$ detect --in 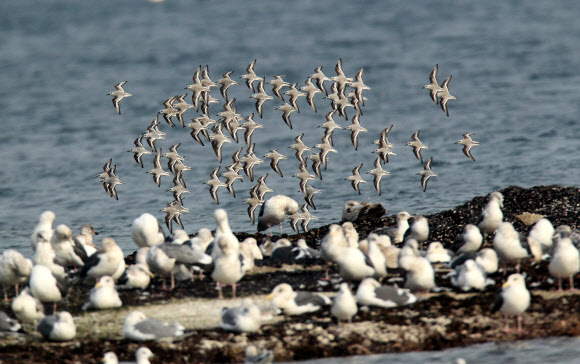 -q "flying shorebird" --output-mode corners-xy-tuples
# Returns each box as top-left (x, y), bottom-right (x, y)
(284, 83), (306, 113)
(185, 119), (208, 146)
(240, 59), (263, 92)
(96, 158), (112, 180)
(275, 103), (296, 129)
(423, 64), (444, 104)
(221, 165), (244, 198)
(349, 67), (371, 106)
(107, 81), (132, 114)
(143, 116), (166, 152)
(307, 153), (323, 179)
(147, 148), (170, 187)
(374, 128), (396, 163)
(218, 71), (238, 101)
(367, 157), (390, 196)
(310, 66), (332, 96)
(456, 133), (480, 161)
(210, 124), (232, 163)
(244, 190), (264, 225)
(438, 75), (456, 117)
(204, 166), (227, 205)
(168, 177), (190, 205)
(289, 133), (311, 166)
(185, 66), (210, 111)
(299, 204), (318, 232)
(294, 164), (316, 194)
(302, 184), (322, 210)
(315, 135), (338, 170)
(406, 130), (429, 164)
(102, 164), (123, 200)
(251, 78), (273, 118)
(173, 93), (194, 127)
(164, 143), (184, 173)
(346, 163), (366, 195)
(344, 112), (368, 151)
(264, 150), (287, 177)
(241, 114), (264, 146)
(318, 110), (342, 145)
(417, 157), (437, 192)
(301, 77), (322, 112)
(250, 174), (274, 201)
(127, 136), (151, 168)
(268, 75), (290, 101)
(161, 200), (189, 234)
(332, 58), (353, 92)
